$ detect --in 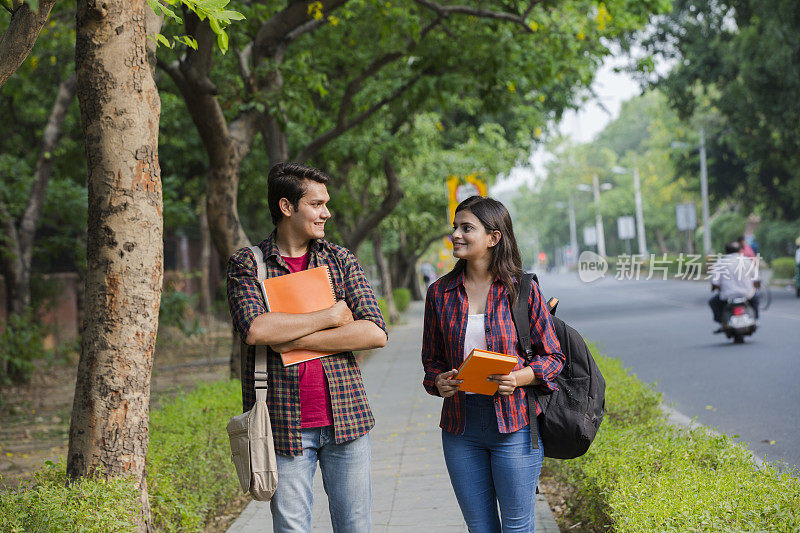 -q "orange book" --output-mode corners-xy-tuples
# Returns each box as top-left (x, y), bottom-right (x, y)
(456, 349), (518, 395)
(260, 266), (338, 367)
